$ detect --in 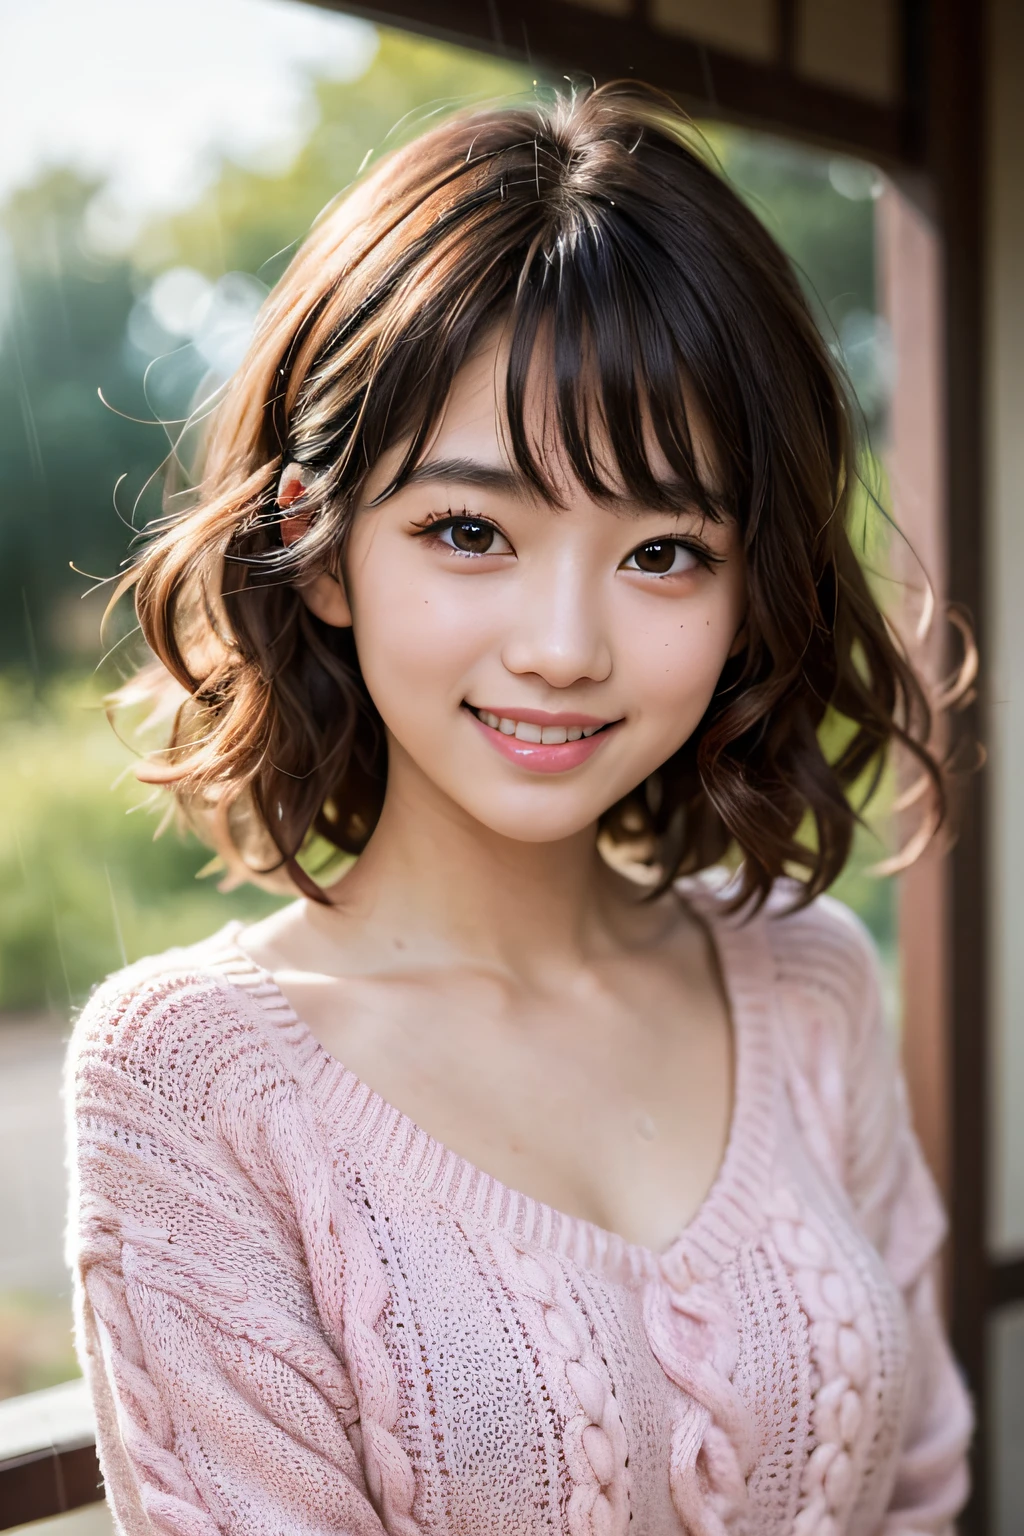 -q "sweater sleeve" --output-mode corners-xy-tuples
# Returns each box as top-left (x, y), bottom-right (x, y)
(63, 965), (391, 1536)
(833, 905), (974, 1536)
